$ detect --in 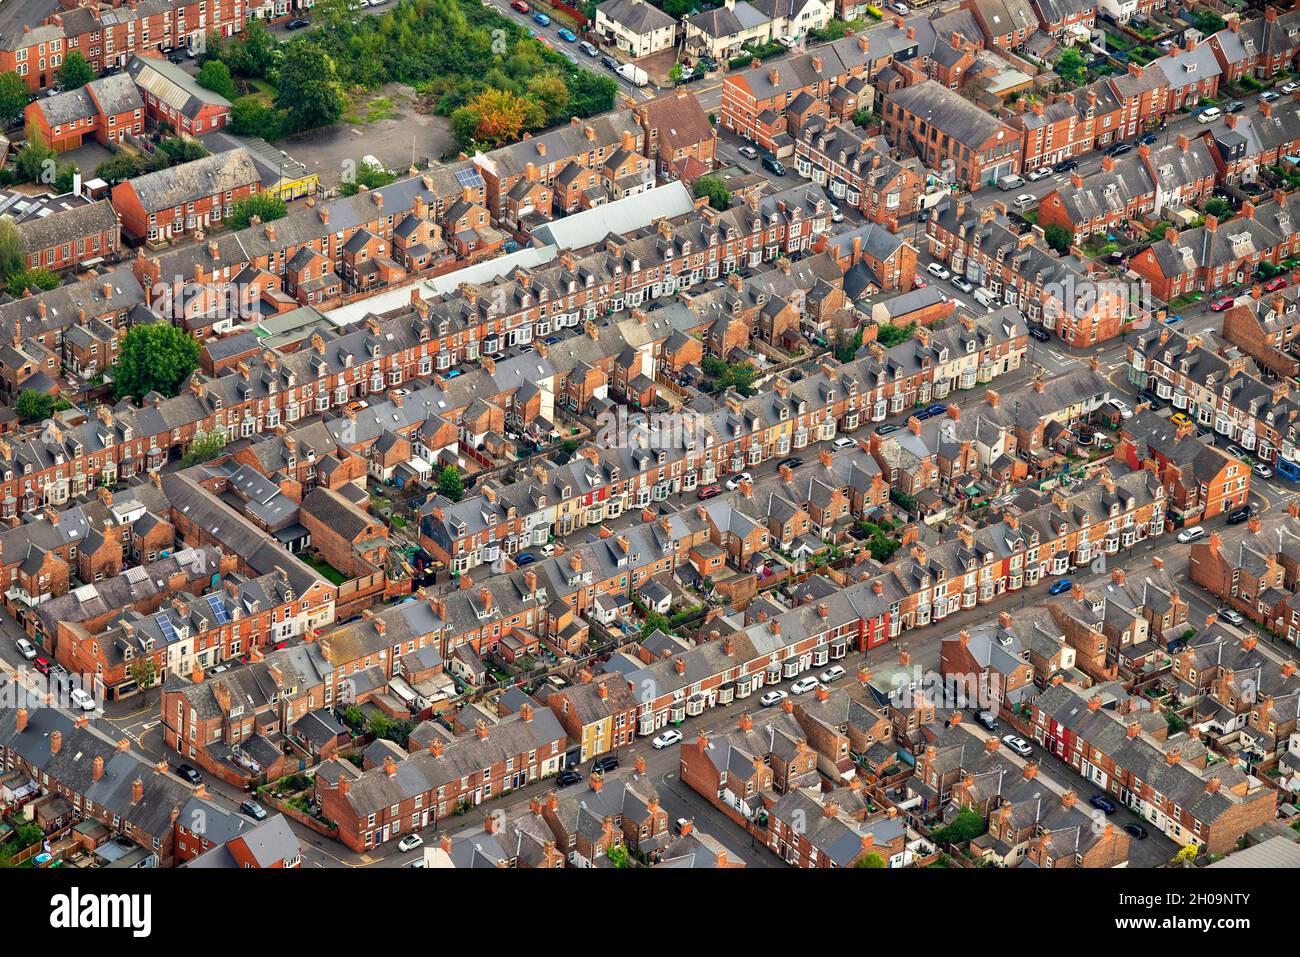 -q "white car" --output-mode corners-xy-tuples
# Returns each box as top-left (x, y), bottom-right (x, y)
(926, 262), (951, 281)
(540, 543), (556, 557)
(831, 206), (844, 223)
(1197, 106), (1222, 124)
(819, 665), (846, 683)
(1282, 81), (1299, 94)
(69, 687), (96, 712)
(1002, 734), (1033, 757)
(14, 638), (36, 660)
(790, 676), (820, 695)
(397, 834), (424, 853)
(1013, 193), (1036, 210)
(1253, 462), (1274, 479)
(652, 729), (683, 749)
(775, 34), (797, 48)
(724, 471), (752, 490)
(1108, 398), (1133, 420)
(1177, 525), (1206, 544)
(889, 1), (909, 11)
(760, 689), (788, 707)
(1217, 608), (1245, 626)
(832, 437), (856, 450)
(738, 145), (759, 160)
(1026, 167), (1053, 182)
